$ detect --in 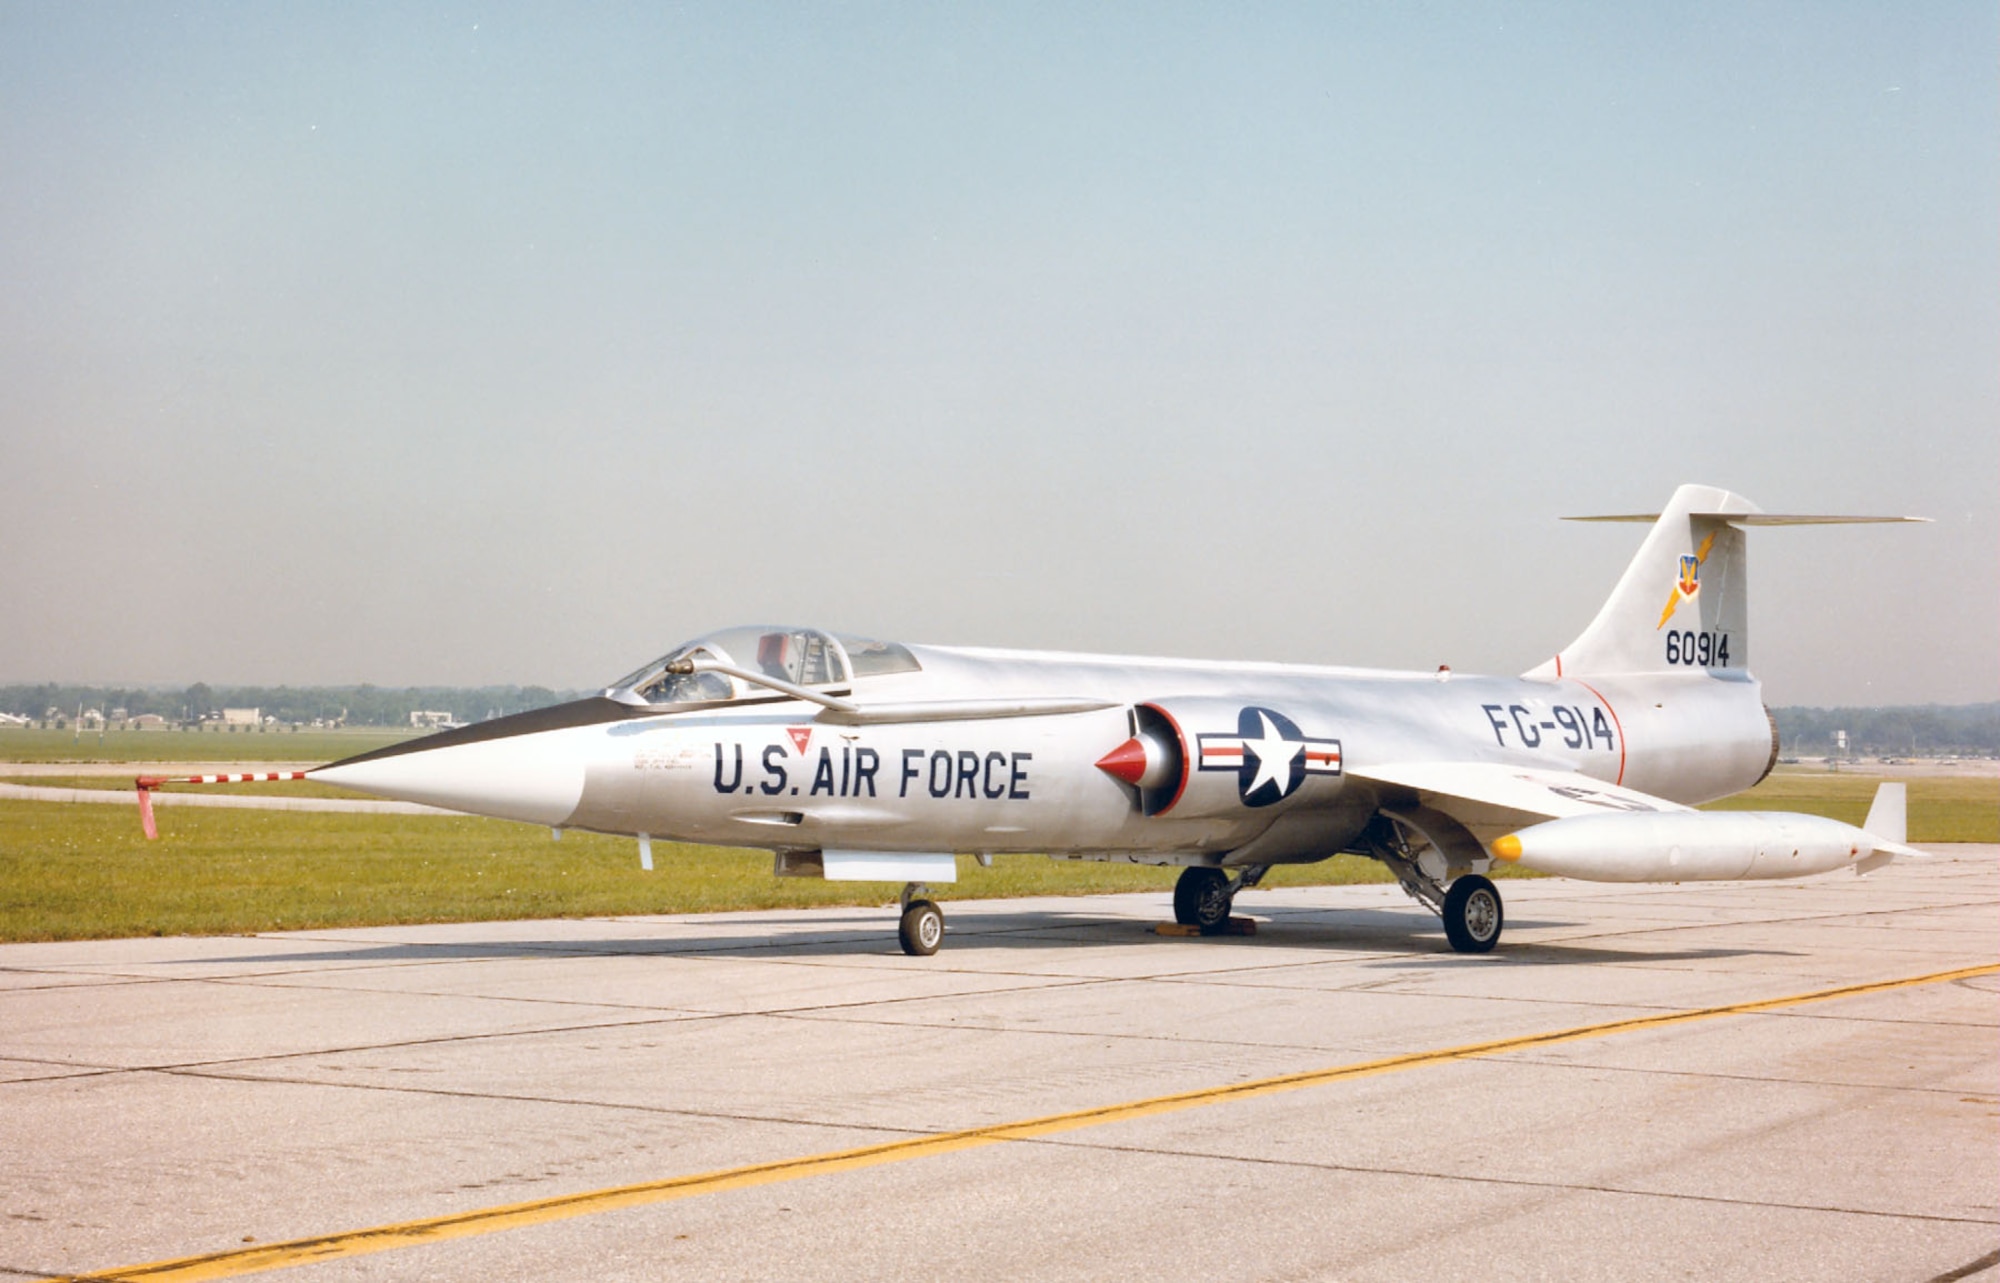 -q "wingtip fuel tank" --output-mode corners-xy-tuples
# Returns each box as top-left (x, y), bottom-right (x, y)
(1489, 802), (1919, 883)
